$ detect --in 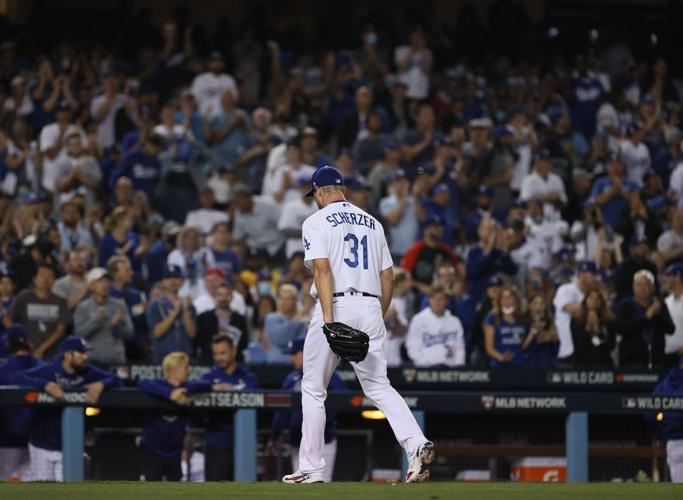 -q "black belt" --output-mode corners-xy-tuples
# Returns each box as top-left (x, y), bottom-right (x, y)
(333, 291), (378, 298)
